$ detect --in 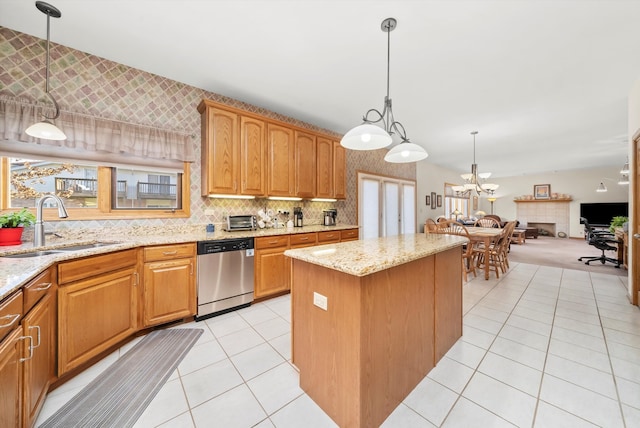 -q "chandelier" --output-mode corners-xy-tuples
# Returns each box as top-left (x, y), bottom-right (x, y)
(452, 131), (499, 196)
(340, 18), (428, 163)
(25, 1), (66, 141)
